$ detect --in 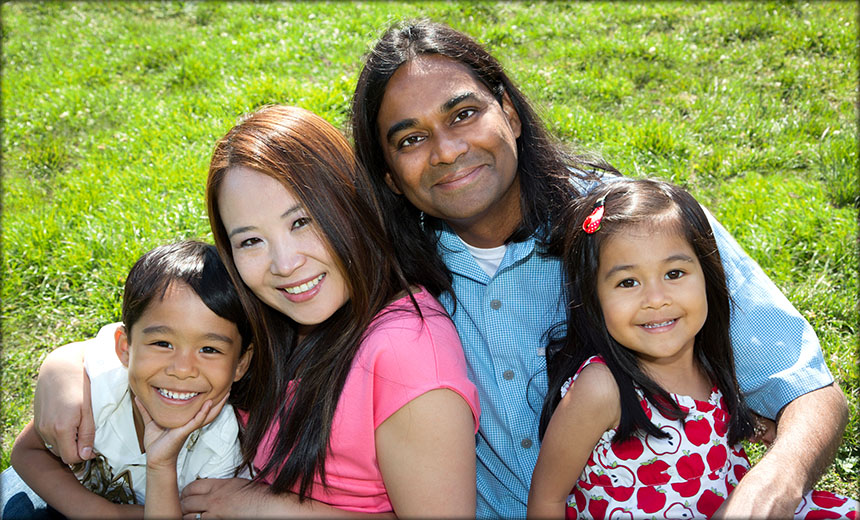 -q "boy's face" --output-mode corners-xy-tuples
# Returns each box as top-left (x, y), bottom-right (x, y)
(115, 282), (251, 429)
